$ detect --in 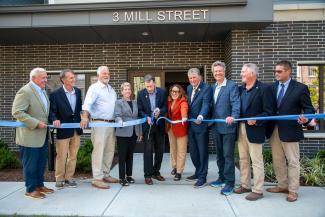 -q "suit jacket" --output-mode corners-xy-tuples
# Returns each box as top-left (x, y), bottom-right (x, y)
(12, 82), (49, 148)
(211, 79), (240, 134)
(137, 87), (167, 132)
(187, 82), (212, 132)
(114, 99), (142, 137)
(238, 80), (273, 143)
(49, 86), (83, 140)
(266, 79), (315, 142)
(167, 96), (188, 137)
